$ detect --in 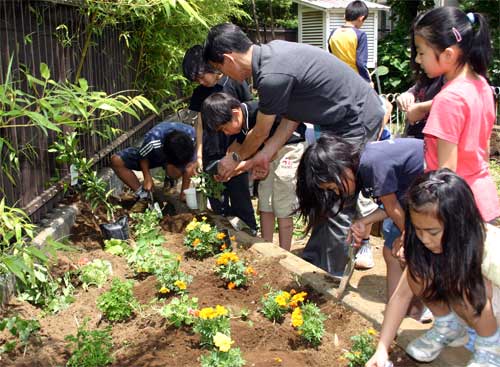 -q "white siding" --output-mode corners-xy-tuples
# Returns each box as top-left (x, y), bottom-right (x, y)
(326, 10), (378, 68)
(299, 7), (325, 49)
